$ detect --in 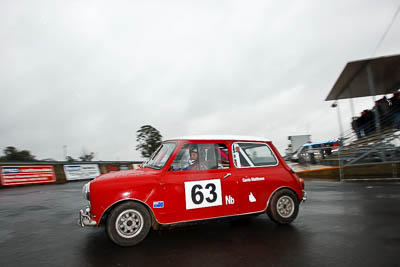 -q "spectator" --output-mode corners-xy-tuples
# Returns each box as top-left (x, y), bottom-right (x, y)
(390, 92), (400, 128)
(352, 117), (362, 138)
(376, 97), (391, 128)
(365, 108), (376, 135)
